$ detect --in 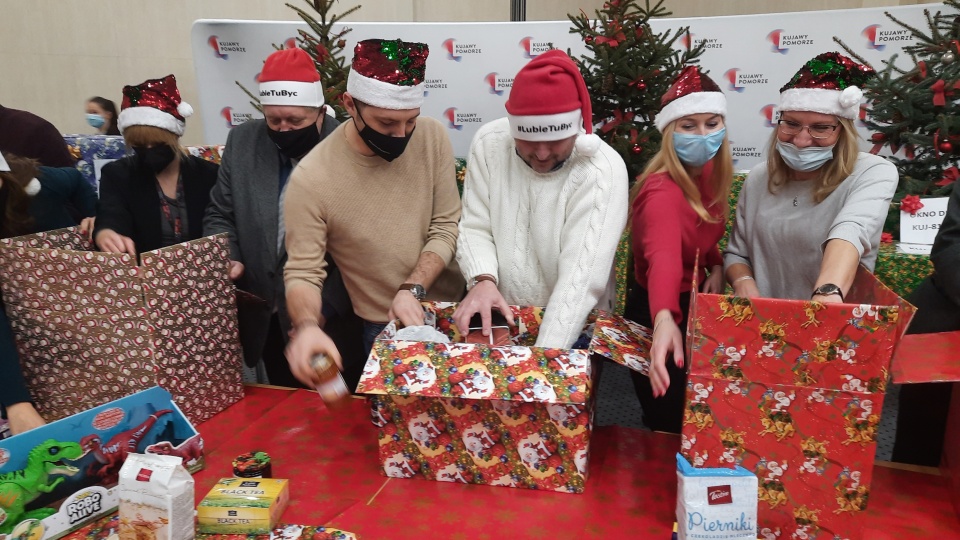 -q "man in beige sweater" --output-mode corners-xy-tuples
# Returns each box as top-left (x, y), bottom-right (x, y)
(284, 39), (463, 390)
